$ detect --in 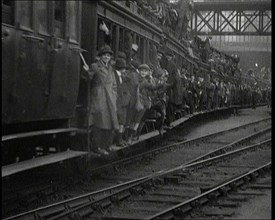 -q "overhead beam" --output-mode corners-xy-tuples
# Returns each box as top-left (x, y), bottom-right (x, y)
(192, 1), (271, 36)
